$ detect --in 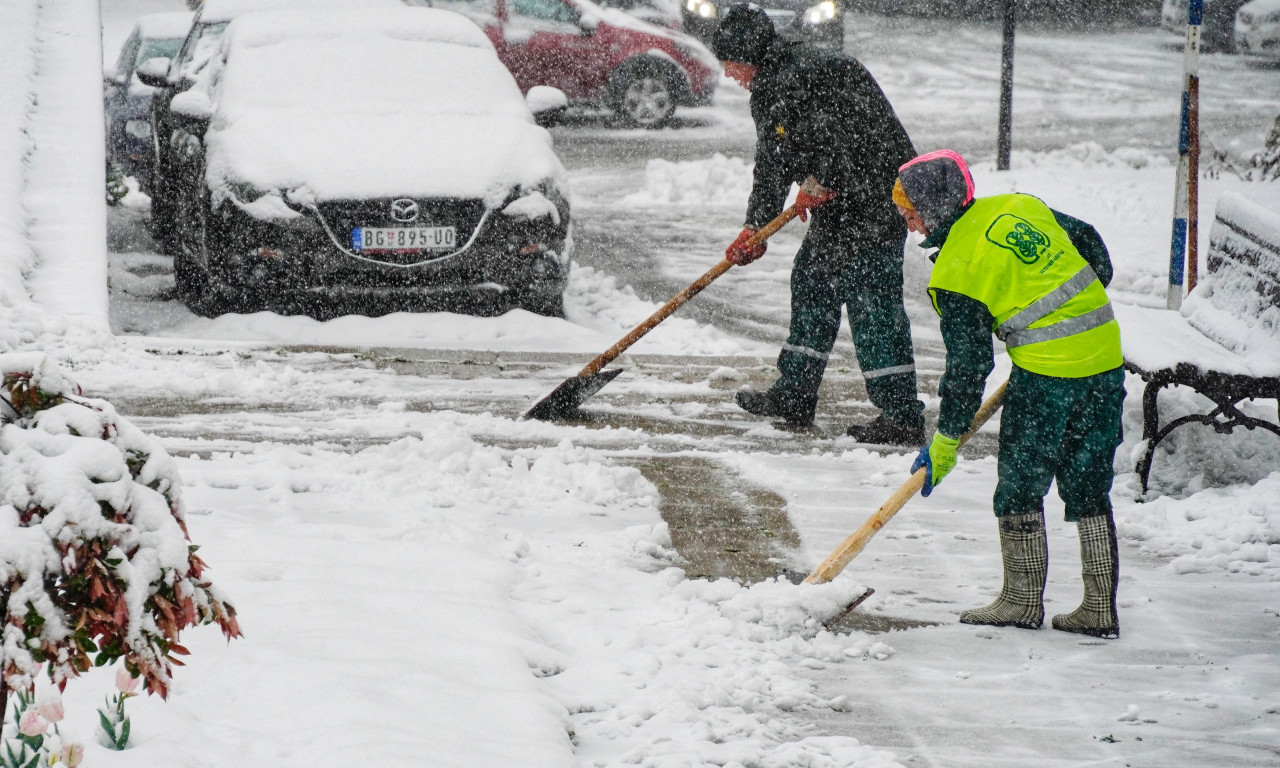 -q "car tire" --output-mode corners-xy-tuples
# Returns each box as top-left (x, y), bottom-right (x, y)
(147, 165), (180, 256)
(609, 62), (679, 129)
(173, 188), (232, 317)
(517, 287), (565, 318)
